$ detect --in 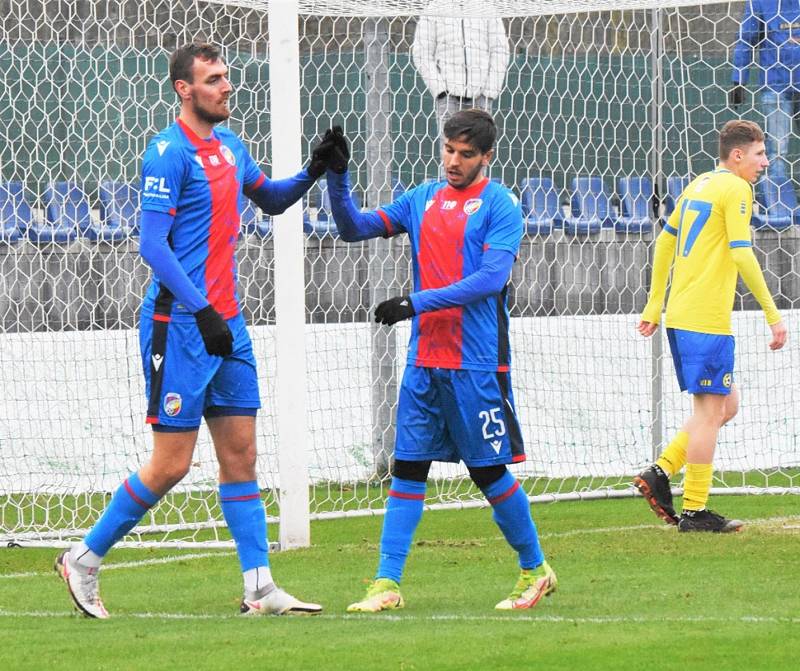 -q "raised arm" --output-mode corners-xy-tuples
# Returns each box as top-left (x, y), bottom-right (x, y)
(242, 130), (338, 215)
(326, 170), (391, 242)
(244, 170), (316, 215)
(323, 127), (392, 241)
